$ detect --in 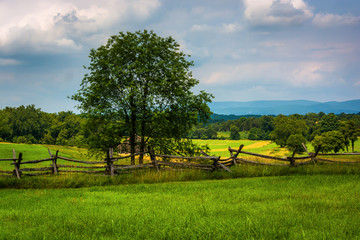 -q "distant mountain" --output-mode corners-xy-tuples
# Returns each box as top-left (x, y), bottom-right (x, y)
(209, 100), (360, 115)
